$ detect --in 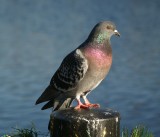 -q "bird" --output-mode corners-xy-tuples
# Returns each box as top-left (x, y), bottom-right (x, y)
(35, 21), (120, 111)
